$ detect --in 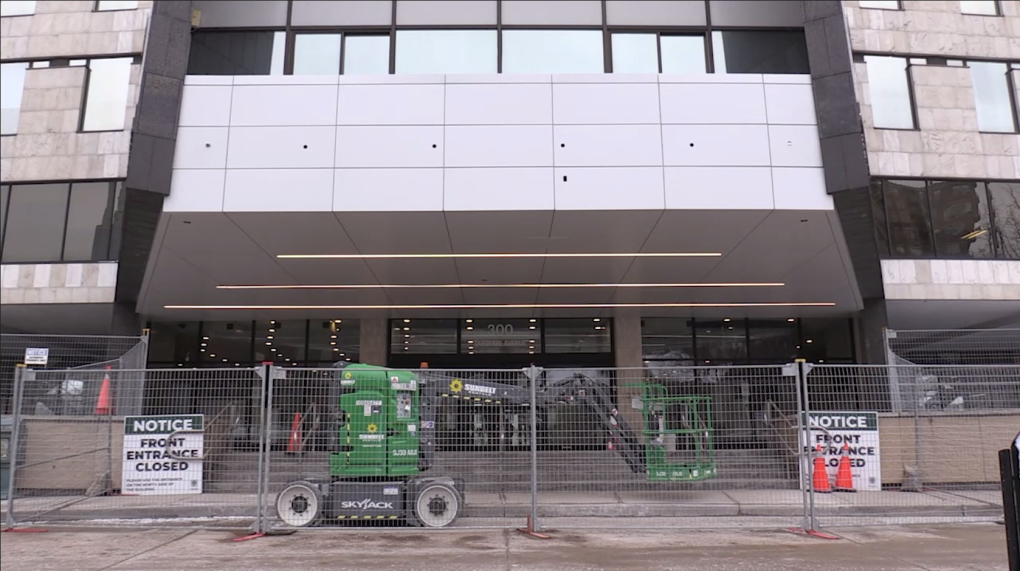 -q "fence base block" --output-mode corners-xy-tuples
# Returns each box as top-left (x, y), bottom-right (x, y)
(516, 516), (551, 540)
